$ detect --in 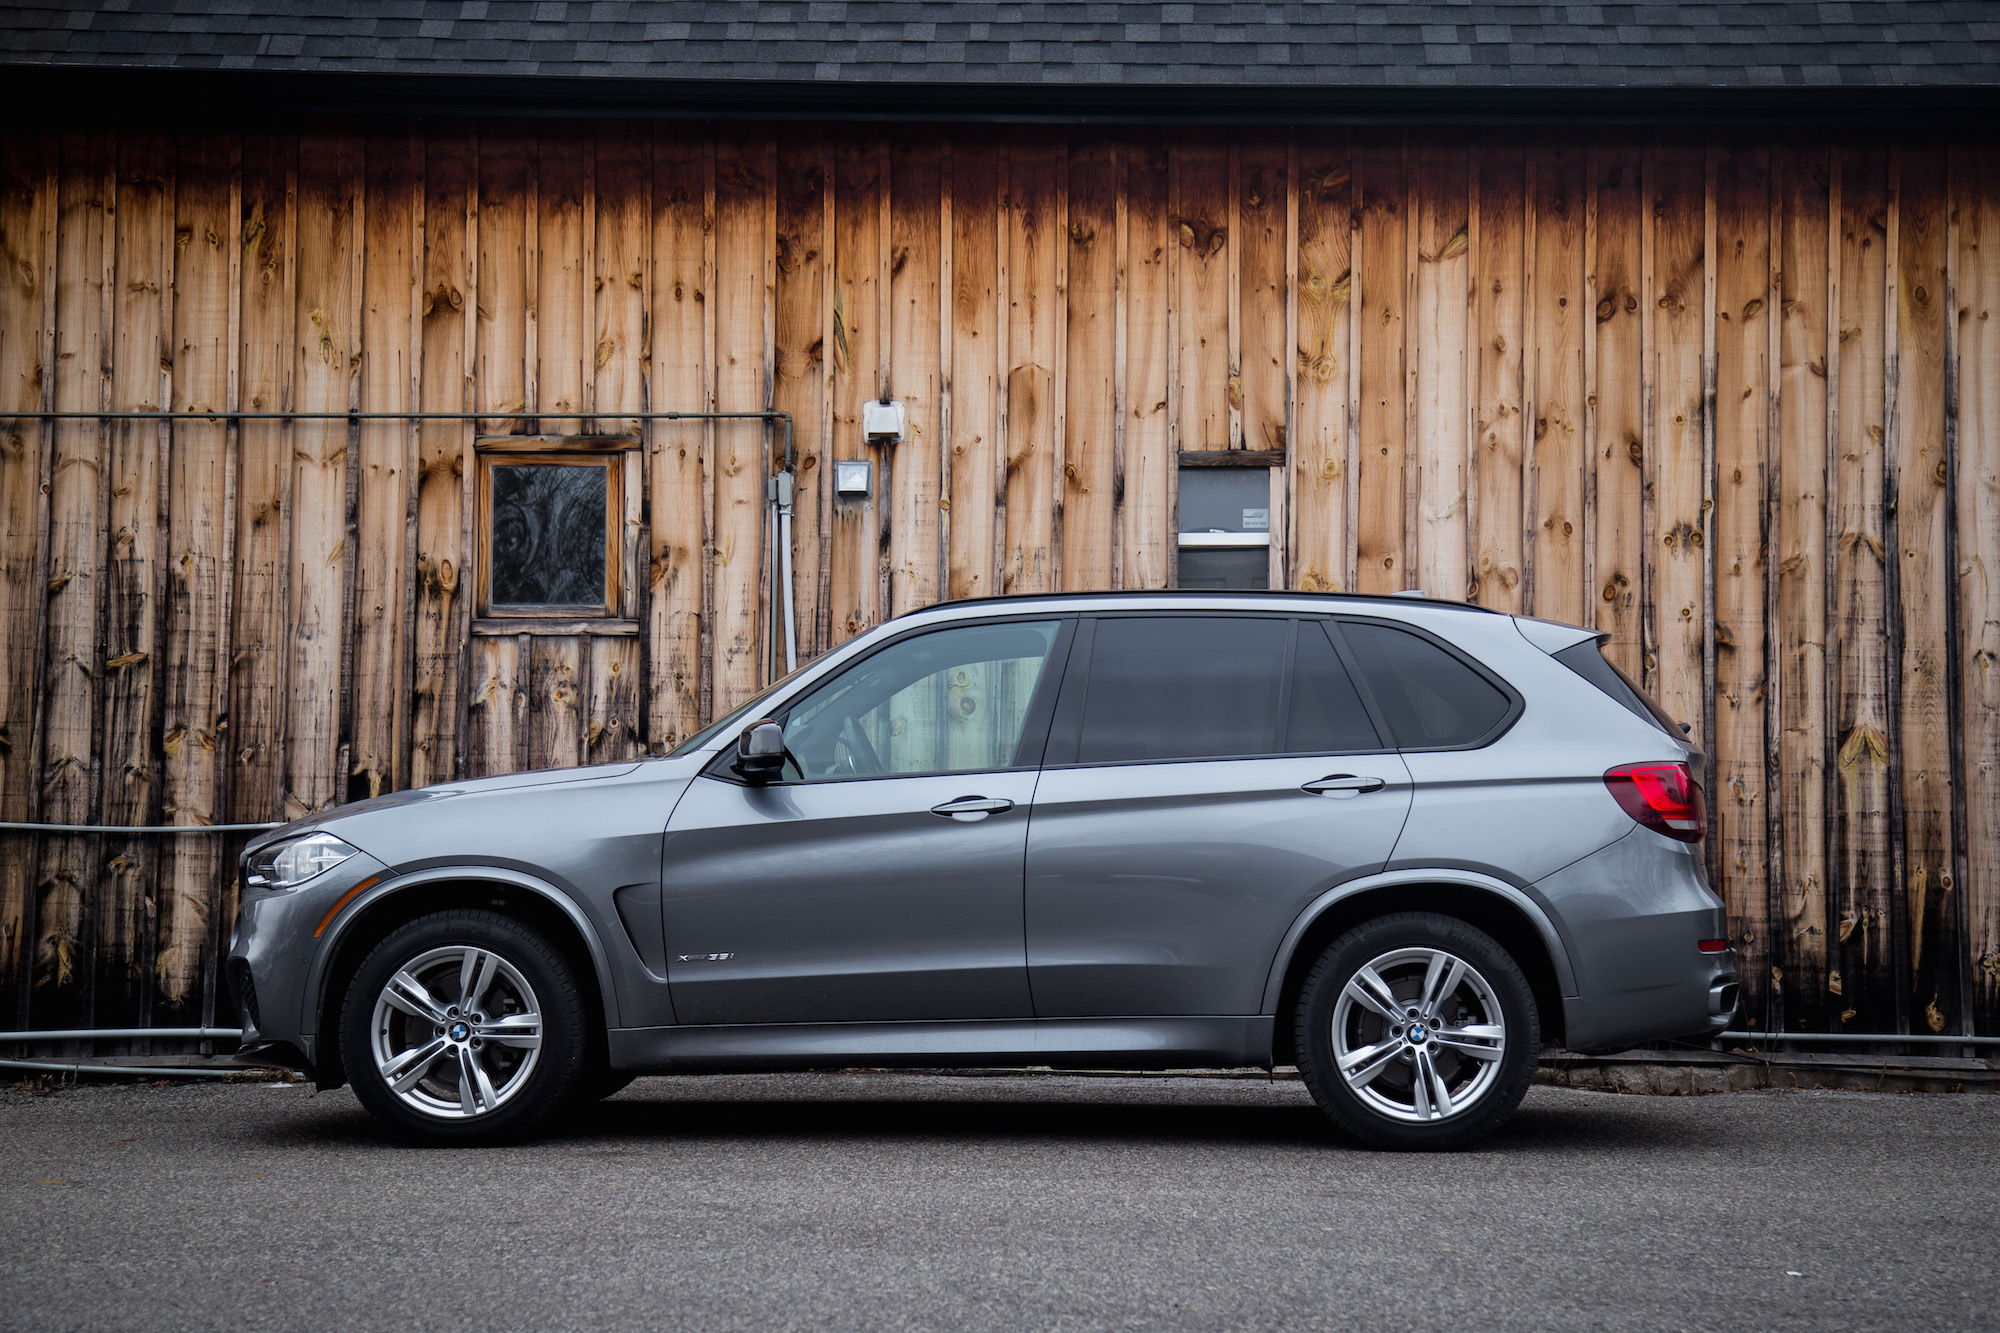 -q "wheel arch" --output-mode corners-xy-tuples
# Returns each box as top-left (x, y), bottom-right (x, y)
(1262, 871), (1576, 1067)
(306, 867), (618, 1091)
